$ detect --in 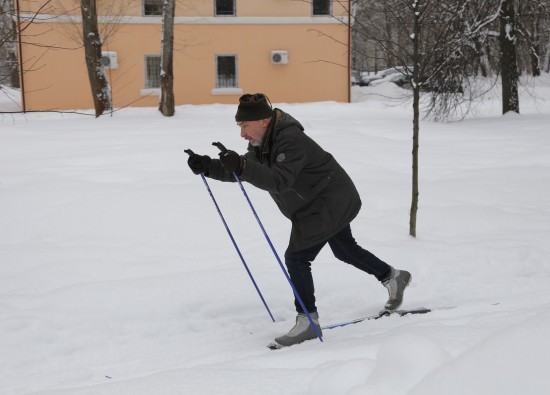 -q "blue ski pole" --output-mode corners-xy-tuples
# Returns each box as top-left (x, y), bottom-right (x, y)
(185, 149), (275, 323)
(213, 142), (322, 343)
